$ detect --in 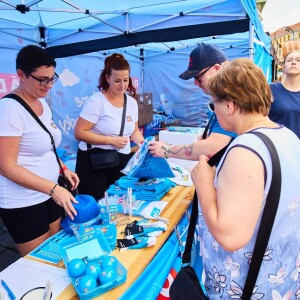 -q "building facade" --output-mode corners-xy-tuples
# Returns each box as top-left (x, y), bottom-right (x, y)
(271, 22), (300, 65)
